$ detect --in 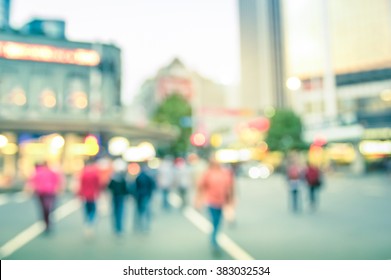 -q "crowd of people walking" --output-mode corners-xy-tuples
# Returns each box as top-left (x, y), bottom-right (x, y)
(25, 151), (324, 254)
